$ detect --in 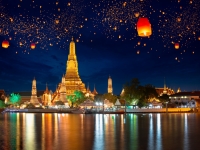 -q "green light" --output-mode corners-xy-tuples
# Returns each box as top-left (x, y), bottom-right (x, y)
(9, 93), (21, 104)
